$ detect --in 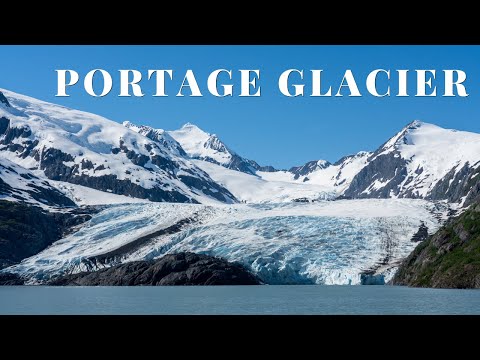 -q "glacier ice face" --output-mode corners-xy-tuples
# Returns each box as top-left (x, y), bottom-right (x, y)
(159, 214), (436, 285)
(5, 199), (446, 285)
